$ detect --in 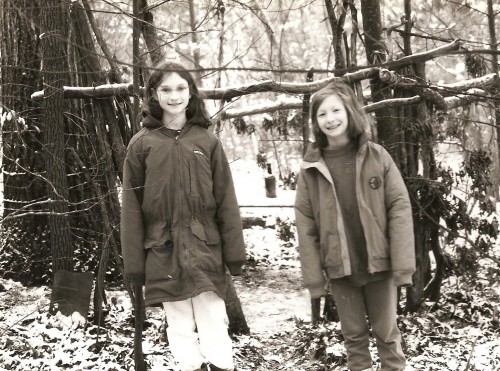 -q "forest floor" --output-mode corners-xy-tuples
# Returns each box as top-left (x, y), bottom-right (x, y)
(1, 161), (500, 370)
(1, 221), (499, 371)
